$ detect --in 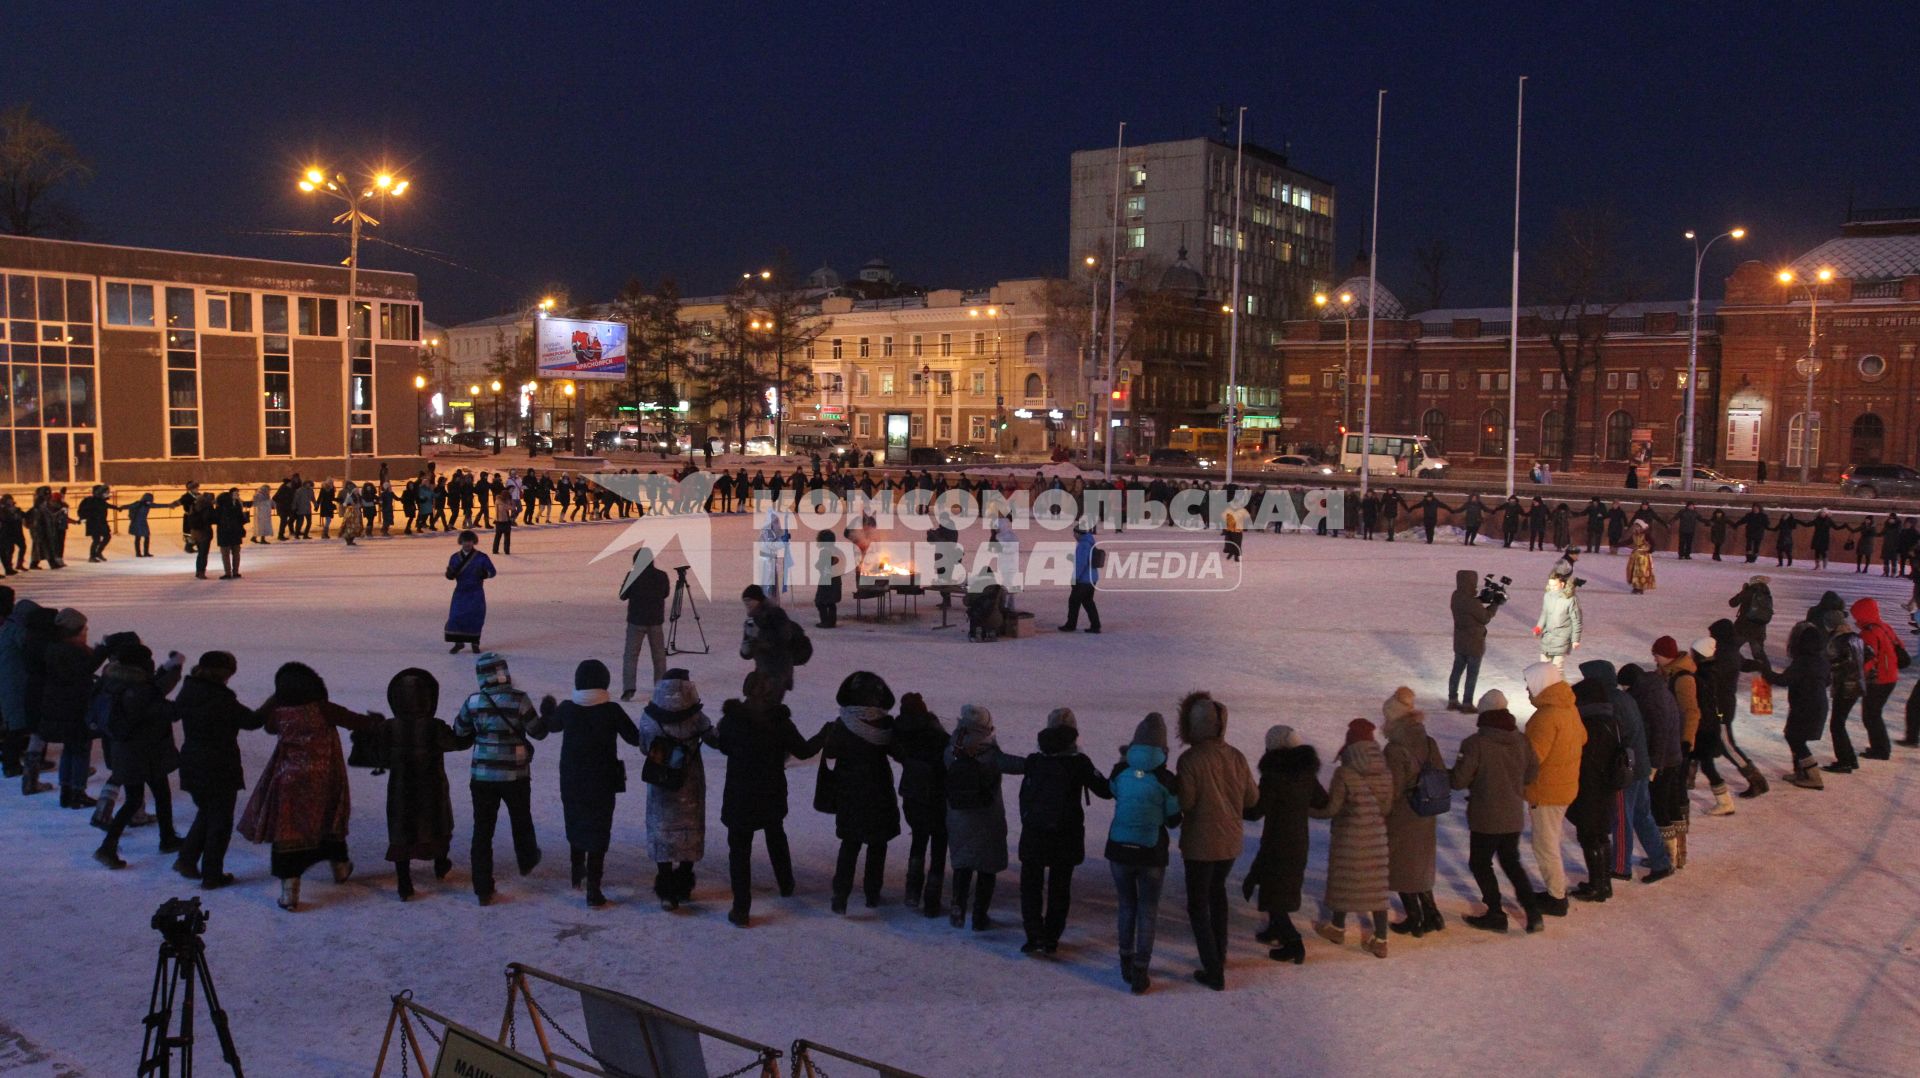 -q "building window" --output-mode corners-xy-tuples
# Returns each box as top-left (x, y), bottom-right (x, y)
(1850, 413), (1886, 463)
(939, 333), (952, 357)
(1540, 371), (1554, 391)
(262, 295), (289, 336)
(1605, 410), (1634, 461)
(857, 371), (870, 396)
(1478, 409), (1506, 457)
(911, 334), (923, 357)
(1322, 372), (1335, 389)
(379, 302), (420, 341)
(350, 356), (374, 453)
(970, 416), (989, 442)
(971, 371), (986, 396)
(1478, 372), (1492, 391)
(1437, 372), (1449, 390)
(1421, 408), (1447, 453)
(1024, 373), (1043, 400)
(1126, 226), (1146, 249)
(910, 414), (924, 439)
(880, 371), (894, 396)
(167, 321), (200, 458)
(1420, 372), (1434, 390)
(104, 282), (156, 327)
(1787, 412), (1821, 470)
(1128, 166), (1147, 187)
(296, 296), (339, 337)
(1125, 194), (1146, 215)
(1540, 410), (1565, 457)
(858, 337), (870, 358)
(264, 335), (292, 456)
(1859, 353), (1888, 382)
(831, 338), (843, 360)
(972, 332), (986, 356)
(856, 413), (872, 437)
(882, 335), (894, 358)
(1606, 372), (1619, 390)
(938, 414), (953, 440)
(1624, 371), (1640, 390)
